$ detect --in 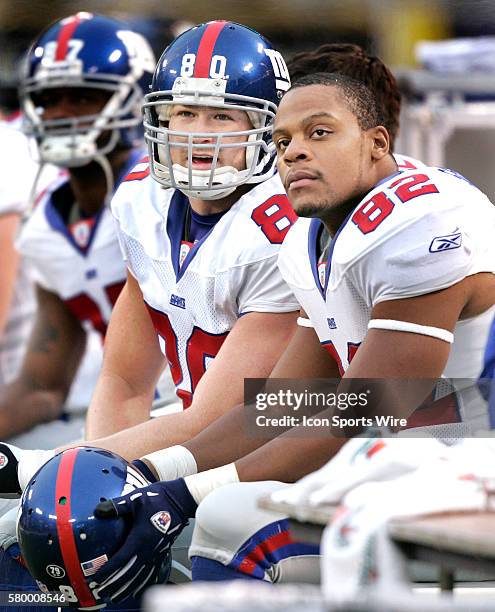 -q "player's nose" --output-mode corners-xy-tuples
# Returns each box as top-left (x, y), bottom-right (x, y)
(281, 137), (311, 165)
(191, 114), (216, 142)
